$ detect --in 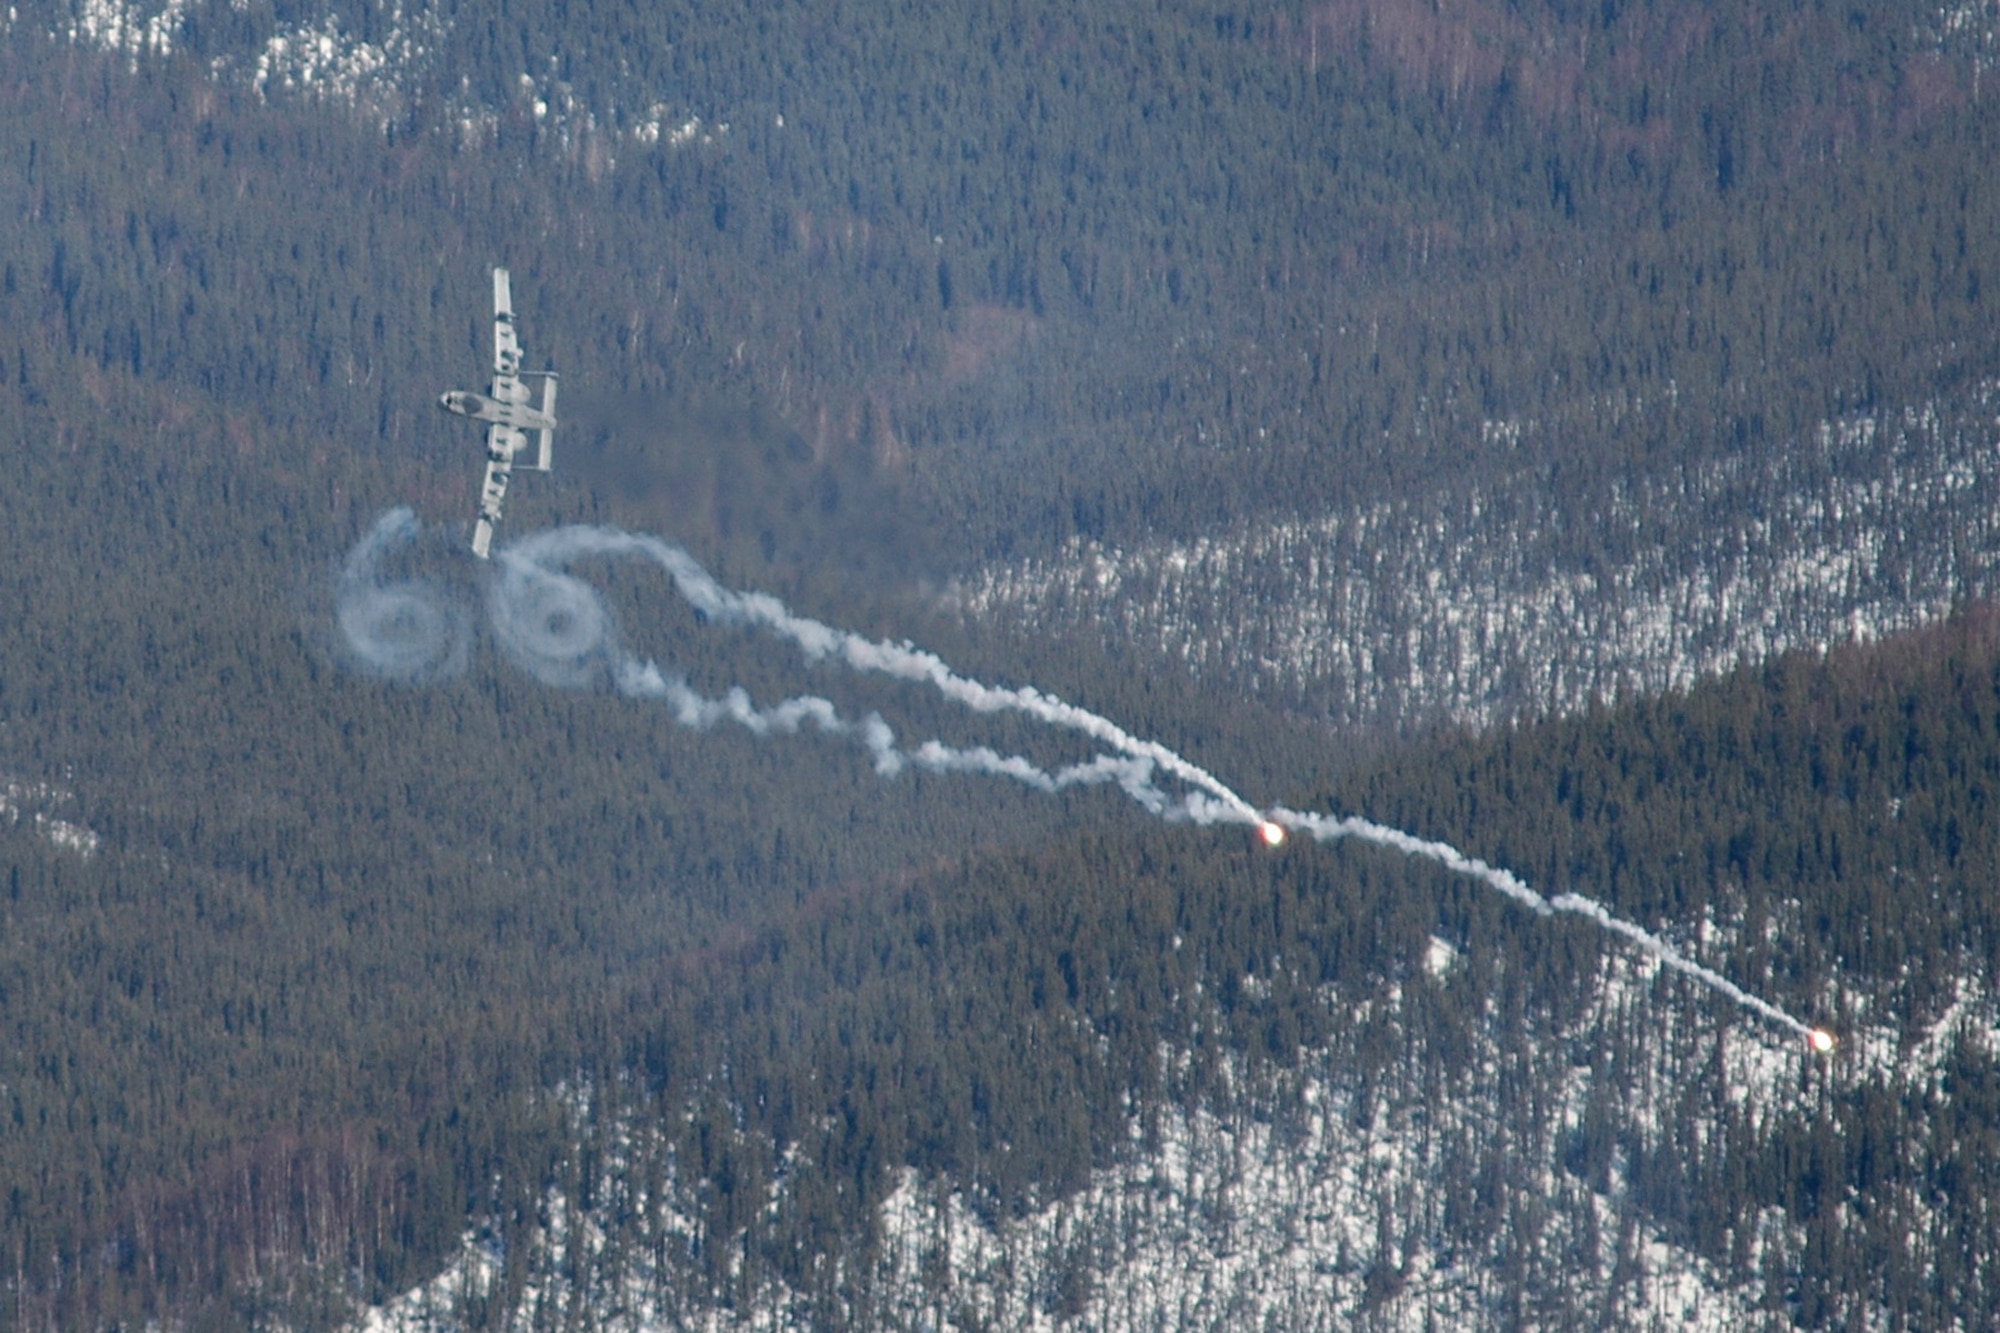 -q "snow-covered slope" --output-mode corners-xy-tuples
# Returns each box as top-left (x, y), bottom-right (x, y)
(352, 935), (1992, 1332)
(958, 390), (2000, 731)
